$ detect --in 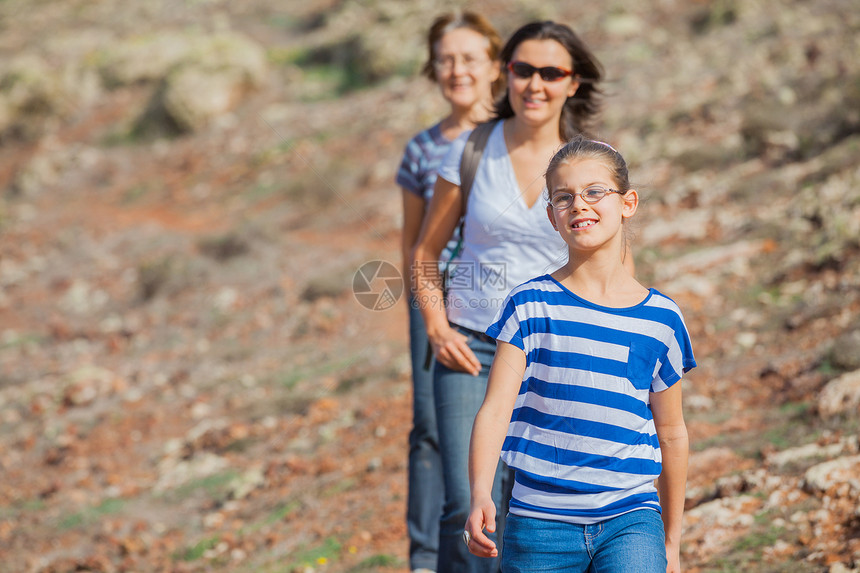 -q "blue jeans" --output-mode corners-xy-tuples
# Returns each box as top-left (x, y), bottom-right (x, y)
(407, 300), (444, 571)
(501, 510), (667, 573)
(435, 324), (510, 573)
